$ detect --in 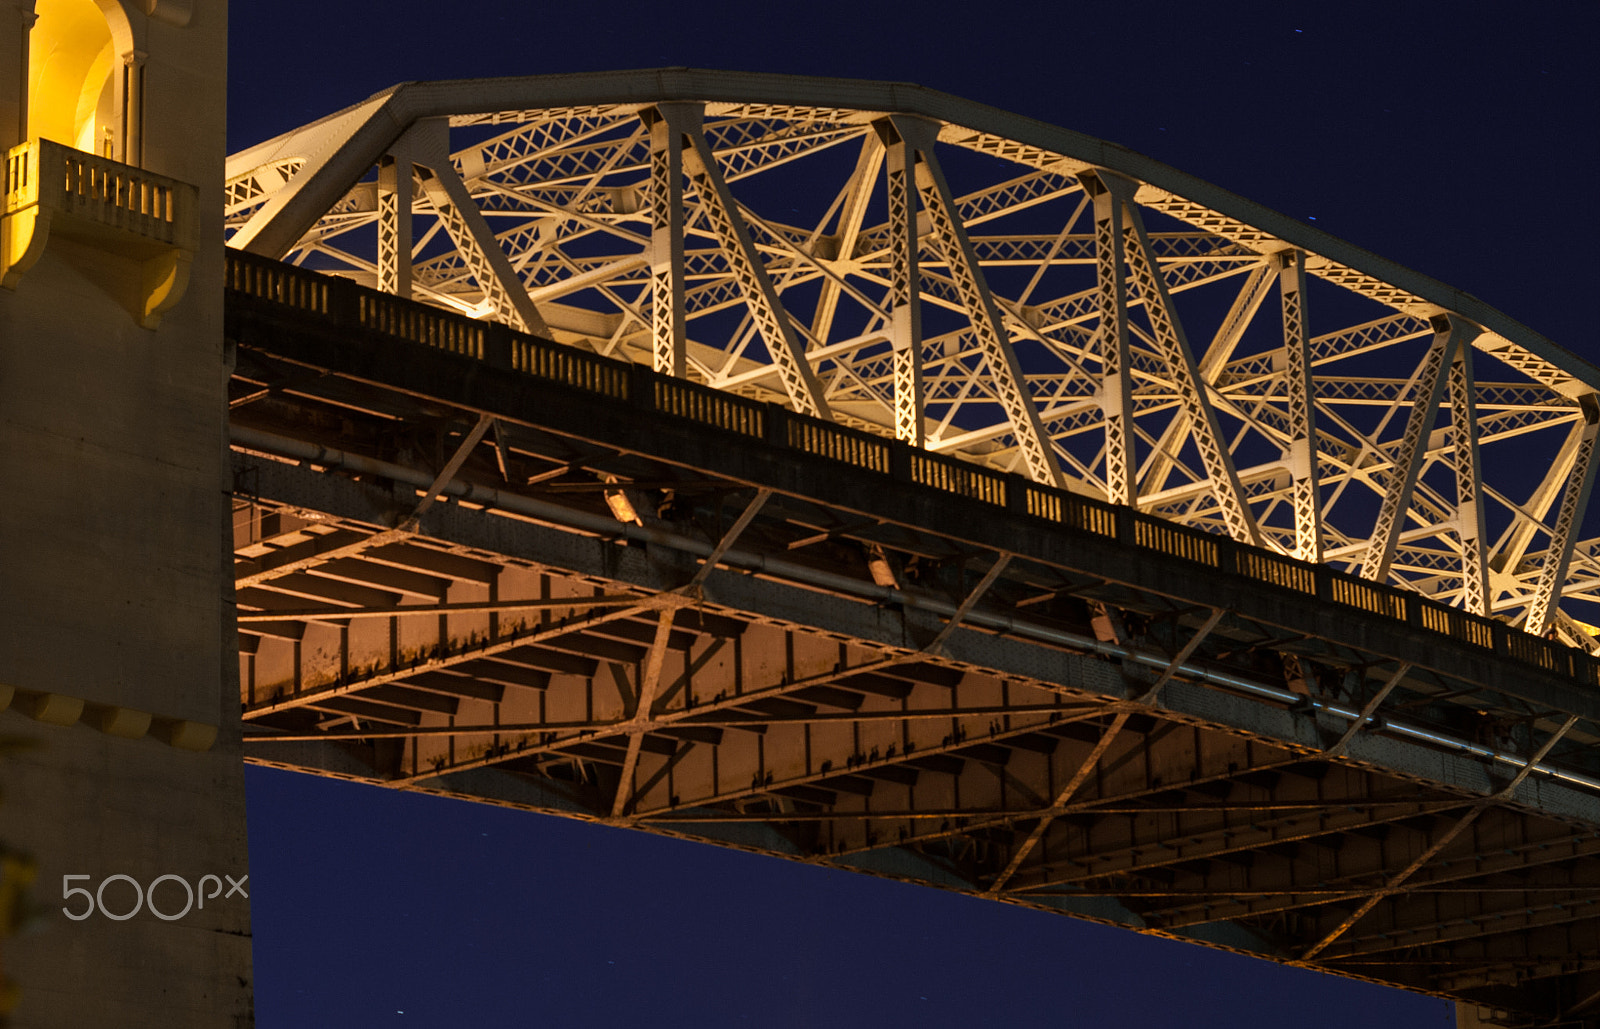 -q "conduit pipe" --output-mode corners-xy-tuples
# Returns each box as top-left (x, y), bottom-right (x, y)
(230, 425), (1600, 797)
